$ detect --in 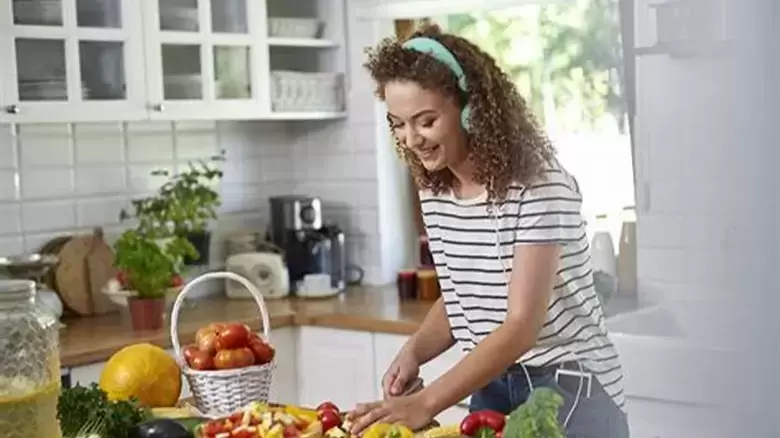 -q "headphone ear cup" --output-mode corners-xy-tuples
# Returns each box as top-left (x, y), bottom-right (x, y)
(461, 104), (471, 131)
